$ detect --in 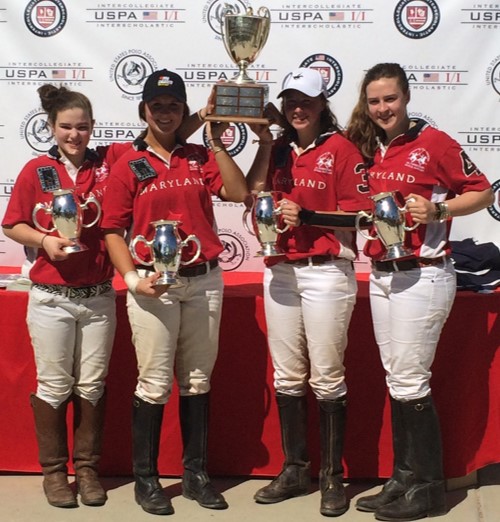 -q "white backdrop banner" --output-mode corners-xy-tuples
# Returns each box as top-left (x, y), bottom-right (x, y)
(0, 0), (499, 273)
